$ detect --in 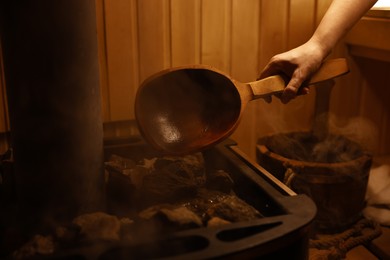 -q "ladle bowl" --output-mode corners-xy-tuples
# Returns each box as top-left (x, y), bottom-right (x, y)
(135, 58), (349, 155)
